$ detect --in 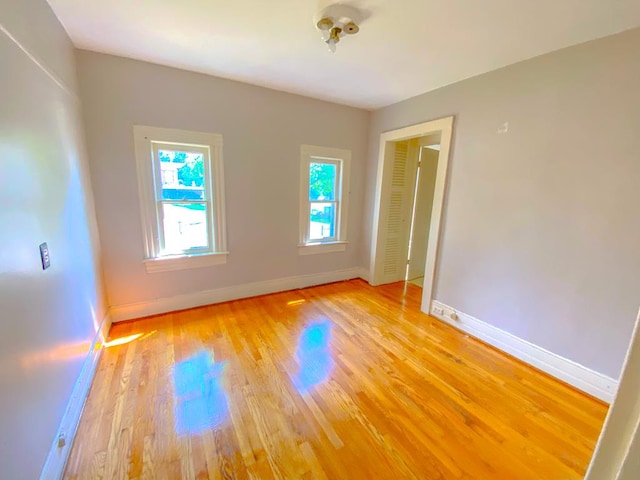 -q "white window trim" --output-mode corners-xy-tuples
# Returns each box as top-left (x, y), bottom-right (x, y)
(143, 252), (228, 273)
(298, 144), (351, 255)
(133, 125), (228, 273)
